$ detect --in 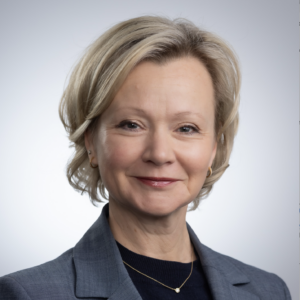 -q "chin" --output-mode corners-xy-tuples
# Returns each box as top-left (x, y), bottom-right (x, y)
(132, 196), (189, 218)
